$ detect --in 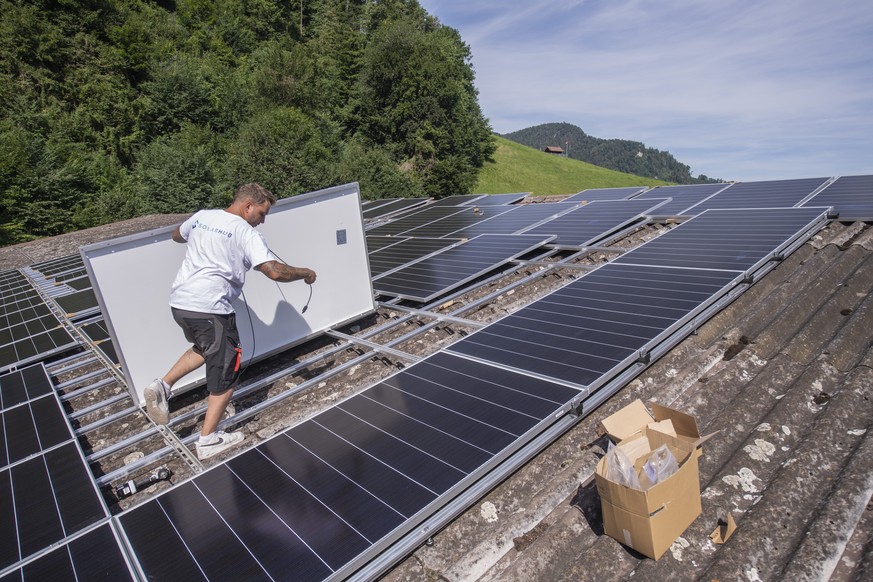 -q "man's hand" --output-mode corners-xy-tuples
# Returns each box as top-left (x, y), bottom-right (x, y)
(257, 260), (317, 284)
